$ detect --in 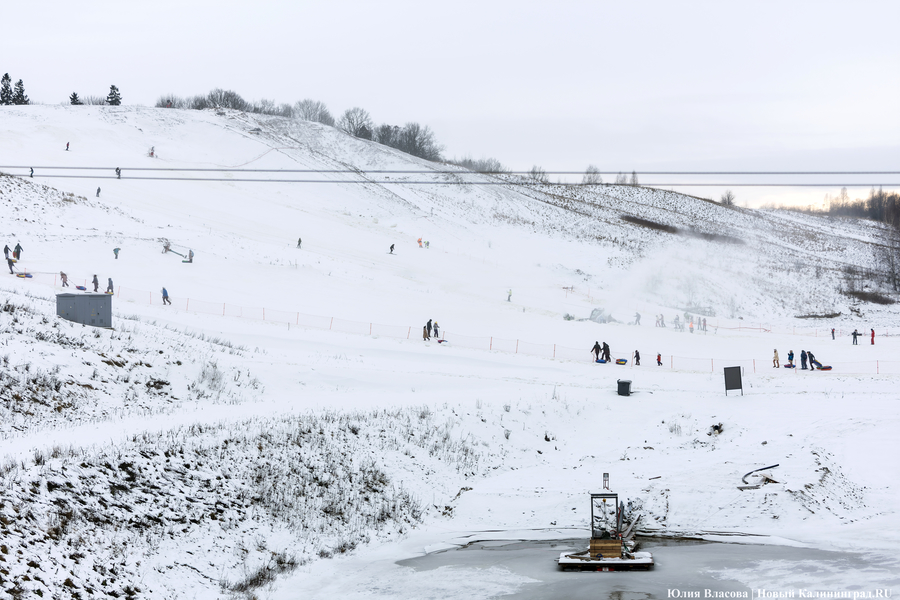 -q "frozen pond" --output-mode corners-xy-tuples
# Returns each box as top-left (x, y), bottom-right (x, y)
(398, 538), (900, 599)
